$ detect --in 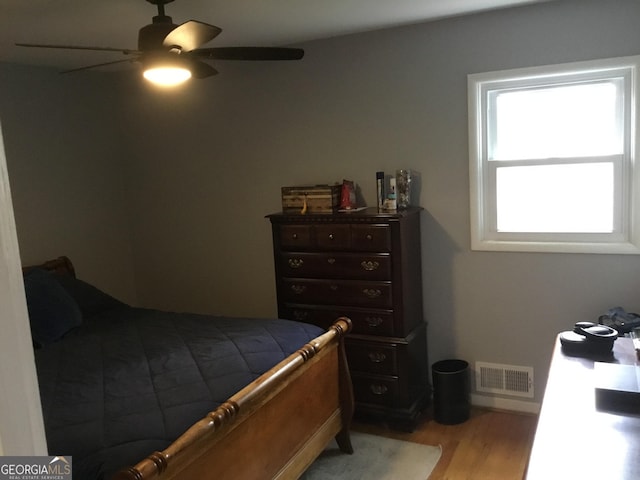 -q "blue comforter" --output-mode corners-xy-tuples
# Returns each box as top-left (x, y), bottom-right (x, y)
(35, 307), (323, 479)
